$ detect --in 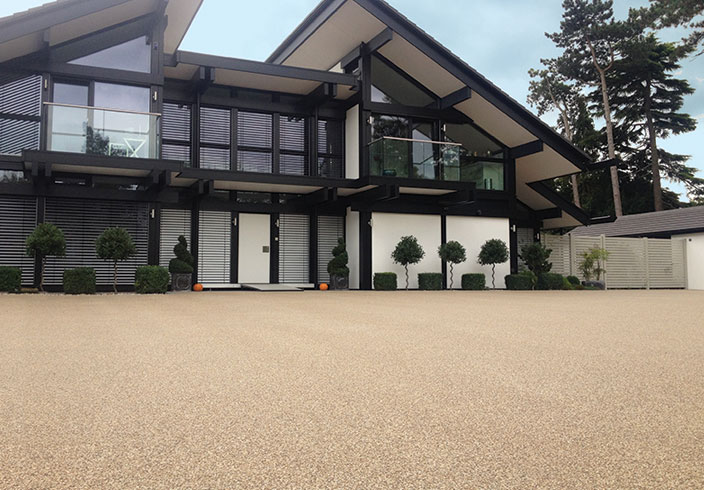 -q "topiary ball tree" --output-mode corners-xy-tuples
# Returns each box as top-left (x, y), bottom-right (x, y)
(327, 238), (350, 278)
(438, 241), (466, 289)
(392, 235), (425, 290)
(169, 235), (194, 274)
(26, 222), (66, 292)
(519, 242), (553, 277)
(478, 238), (509, 289)
(96, 227), (137, 293)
